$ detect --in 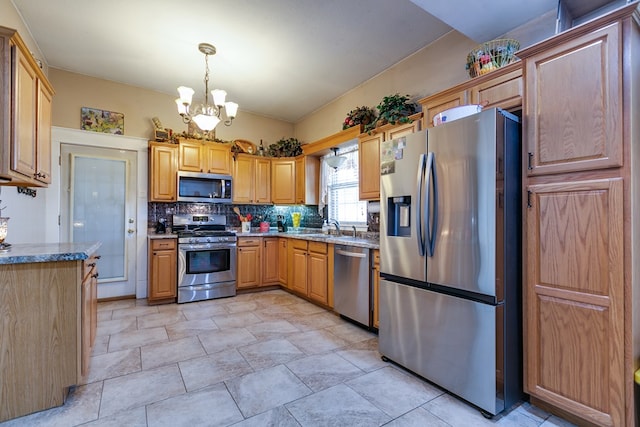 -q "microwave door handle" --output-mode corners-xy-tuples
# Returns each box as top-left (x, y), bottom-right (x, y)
(426, 152), (438, 257)
(416, 153), (427, 256)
